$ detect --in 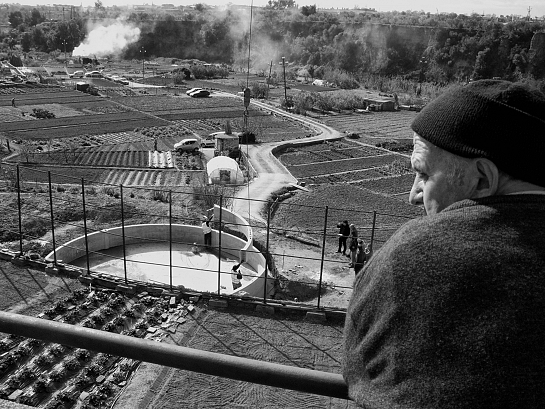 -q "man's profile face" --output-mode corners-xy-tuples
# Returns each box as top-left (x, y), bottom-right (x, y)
(409, 134), (474, 215)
